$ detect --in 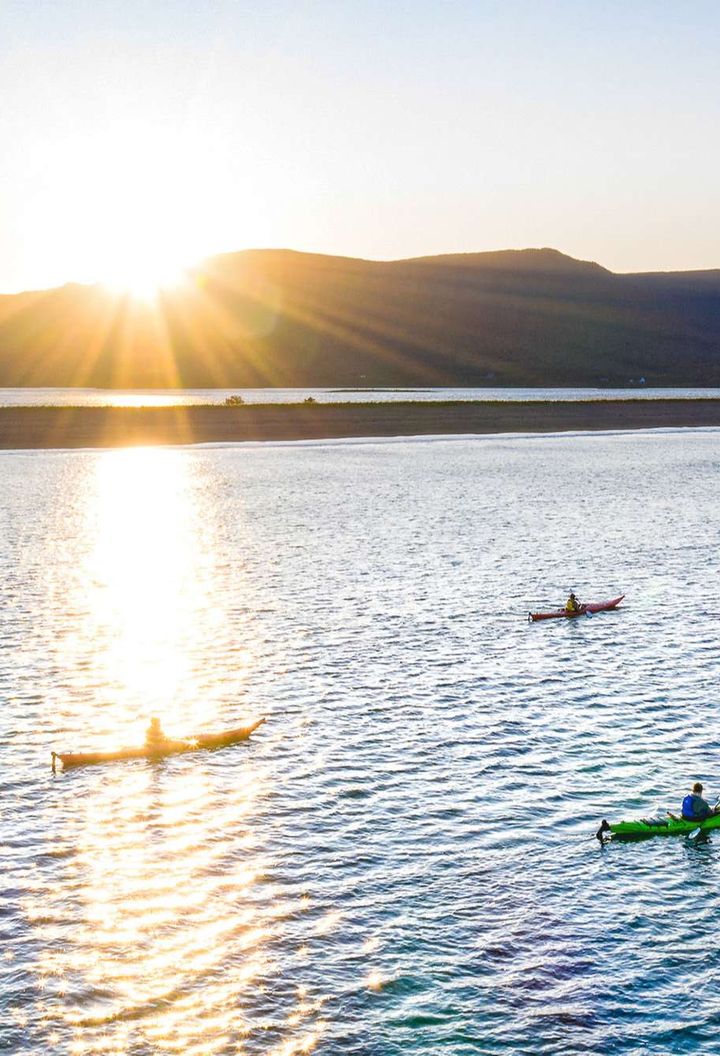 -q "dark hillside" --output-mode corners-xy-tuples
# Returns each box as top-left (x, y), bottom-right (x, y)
(0, 249), (718, 387)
